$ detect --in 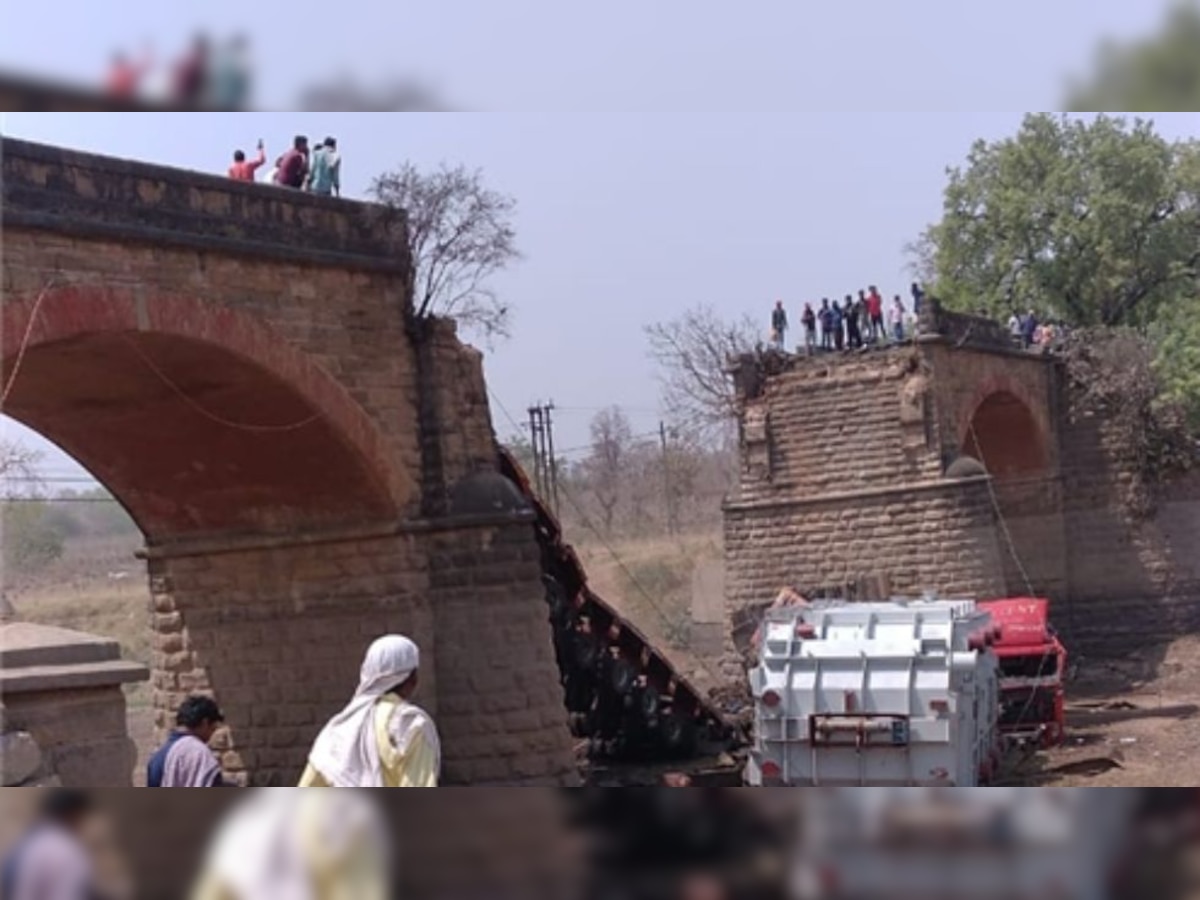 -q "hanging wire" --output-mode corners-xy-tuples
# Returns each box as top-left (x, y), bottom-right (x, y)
(965, 417), (1065, 761)
(0, 282), (55, 410)
(119, 335), (323, 433)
